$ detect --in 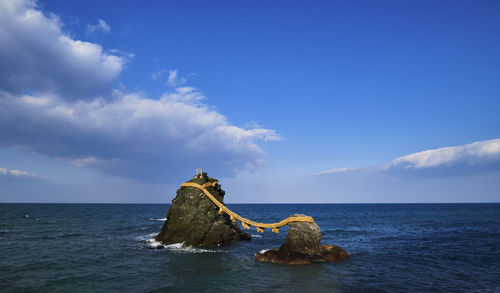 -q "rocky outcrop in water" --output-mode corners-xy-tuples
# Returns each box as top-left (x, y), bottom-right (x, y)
(155, 172), (250, 248)
(255, 214), (349, 264)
